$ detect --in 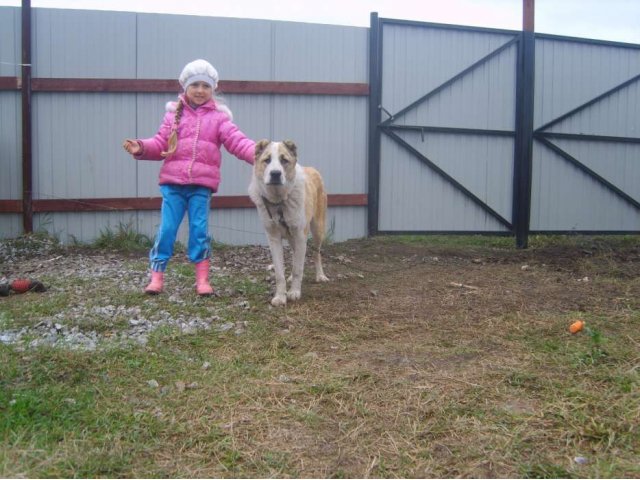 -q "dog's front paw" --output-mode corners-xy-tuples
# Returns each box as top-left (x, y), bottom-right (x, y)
(286, 289), (301, 302)
(316, 273), (329, 282)
(271, 294), (287, 307)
